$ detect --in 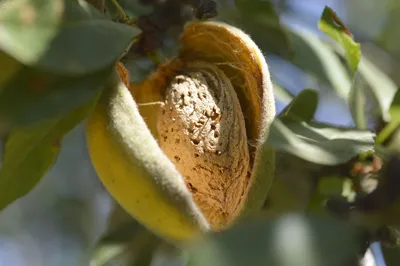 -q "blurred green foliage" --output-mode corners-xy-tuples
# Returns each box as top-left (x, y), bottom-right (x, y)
(1, 0), (400, 266)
